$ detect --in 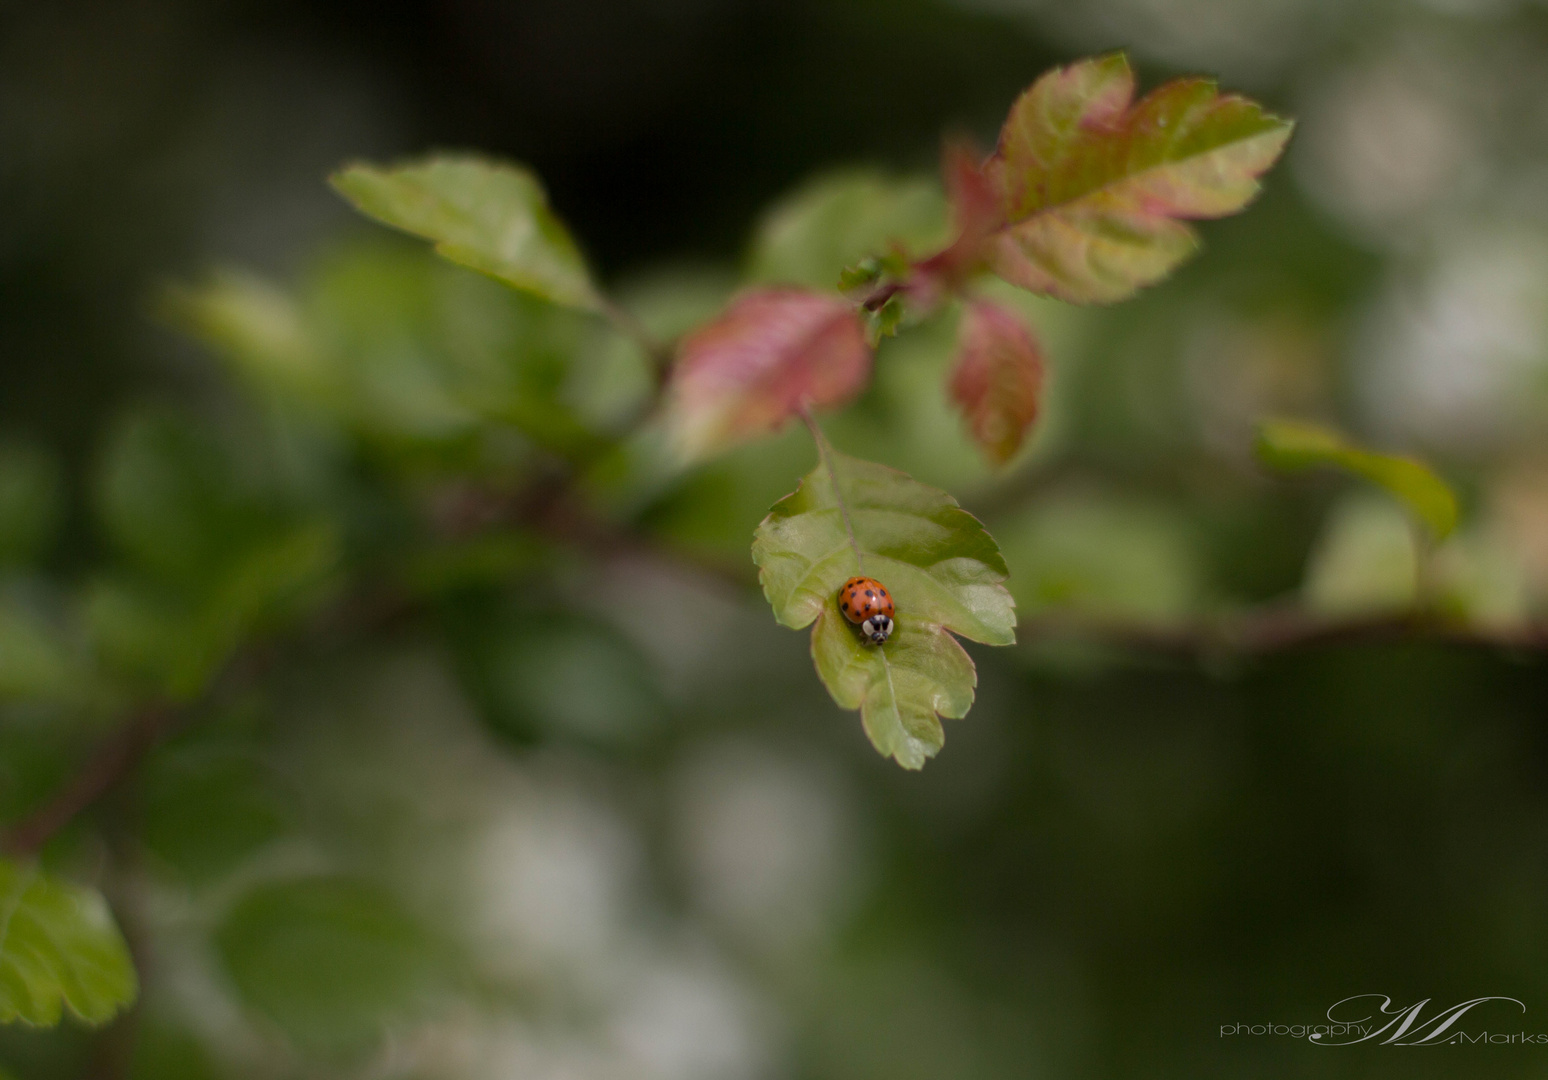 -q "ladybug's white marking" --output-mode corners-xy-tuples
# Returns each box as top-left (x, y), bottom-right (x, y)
(861, 614), (894, 644)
